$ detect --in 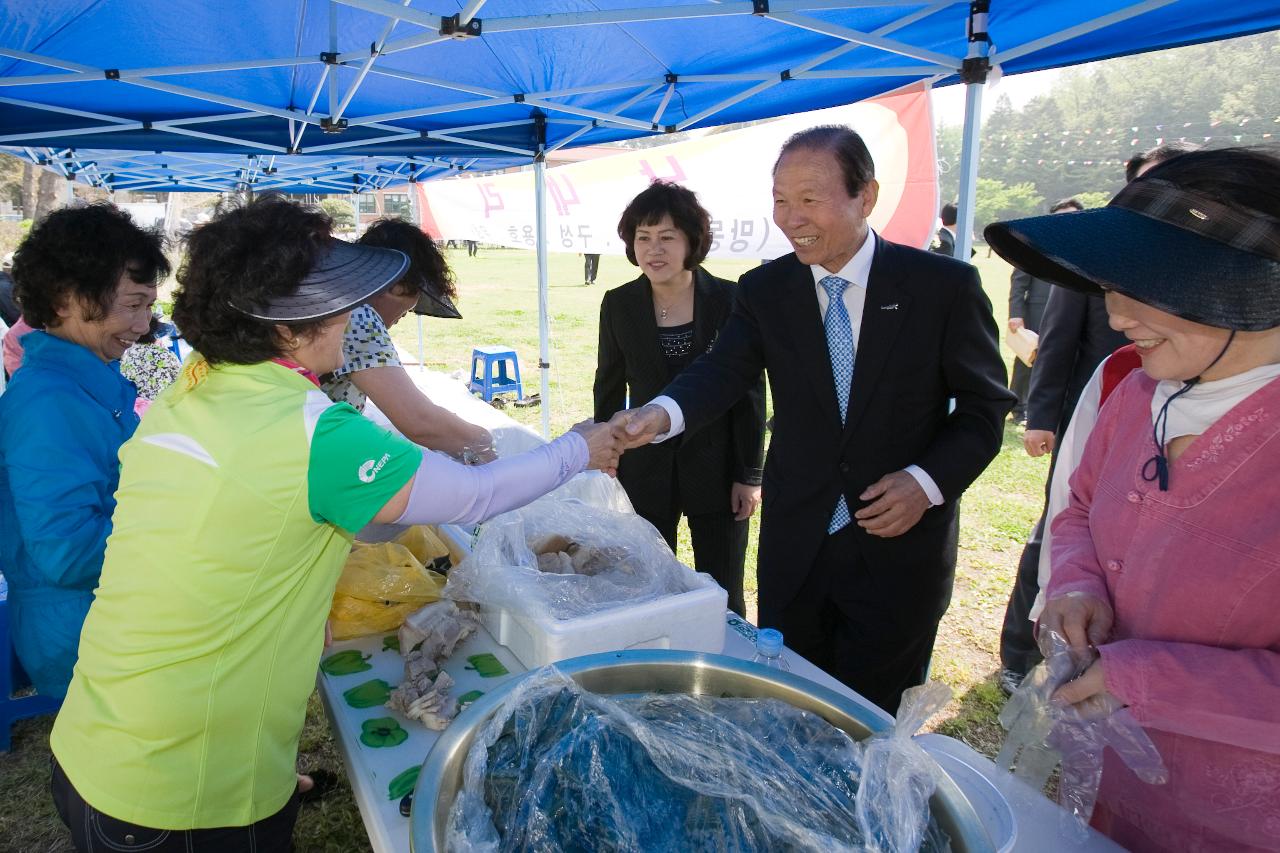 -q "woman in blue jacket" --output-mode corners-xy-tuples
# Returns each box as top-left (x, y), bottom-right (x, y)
(0, 204), (168, 698)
